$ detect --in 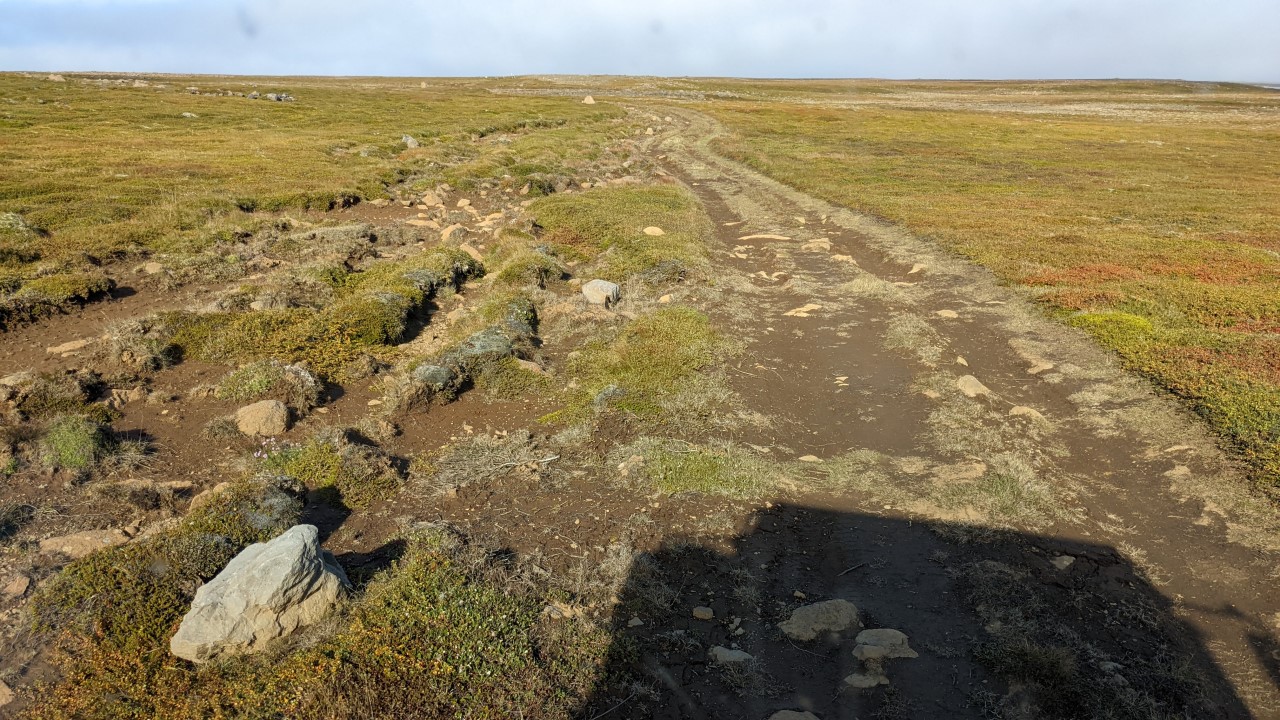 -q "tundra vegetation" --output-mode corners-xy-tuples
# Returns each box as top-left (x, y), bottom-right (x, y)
(0, 74), (1276, 719)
